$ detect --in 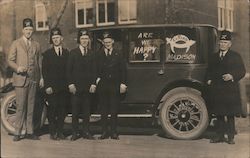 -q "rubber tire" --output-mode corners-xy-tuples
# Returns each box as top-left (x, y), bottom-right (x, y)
(159, 87), (209, 140)
(1, 91), (47, 135)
